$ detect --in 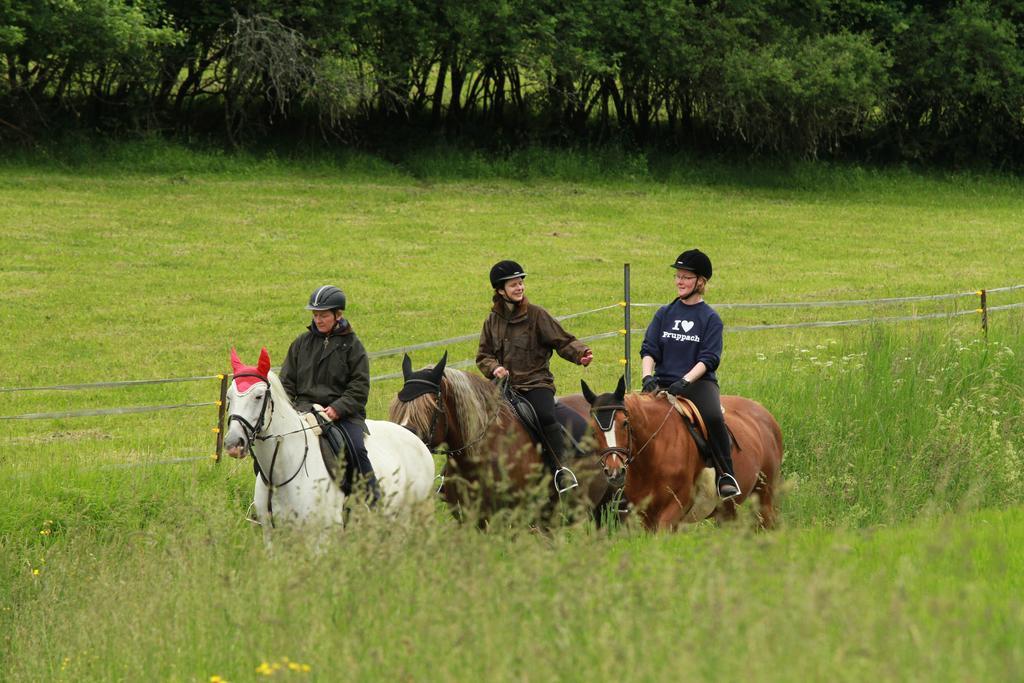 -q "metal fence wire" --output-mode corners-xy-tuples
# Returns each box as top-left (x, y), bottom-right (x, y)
(2, 281), (1021, 424)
